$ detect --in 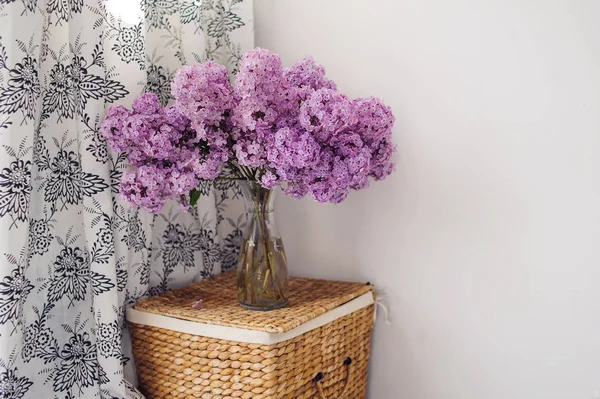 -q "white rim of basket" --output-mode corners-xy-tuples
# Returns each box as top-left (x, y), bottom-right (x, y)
(126, 291), (375, 345)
